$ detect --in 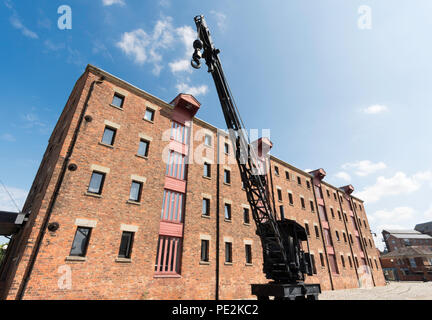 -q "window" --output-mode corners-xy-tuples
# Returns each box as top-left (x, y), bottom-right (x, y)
(202, 198), (210, 216)
(225, 242), (232, 263)
(319, 253), (325, 267)
(155, 236), (182, 274)
(349, 234), (354, 244)
(274, 166), (279, 176)
(310, 200), (314, 212)
(297, 176), (302, 185)
(343, 232), (347, 243)
(306, 180), (311, 189)
(288, 192), (294, 205)
(328, 254), (339, 274)
(245, 244), (252, 264)
(285, 171), (290, 180)
(305, 223), (310, 236)
(369, 239), (373, 247)
(243, 208), (250, 224)
(314, 225), (320, 238)
(359, 204), (362, 211)
(161, 190), (184, 223)
(204, 134), (212, 146)
(310, 254), (317, 274)
(224, 170), (231, 184)
(166, 151), (186, 180)
(203, 162), (211, 178)
(111, 93), (124, 108)
(224, 142), (229, 154)
(355, 257), (359, 268)
(277, 189), (282, 201)
(279, 205), (285, 220)
(88, 171), (105, 195)
(409, 258), (417, 268)
(348, 256), (353, 268)
(201, 239), (209, 262)
(144, 108), (155, 122)
(138, 139), (150, 157)
(333, 193), (337, 201)
(70, 227), (92, 257)
(171, 121), (189, 144)
(335, 231), (340, 241)
(101, 127), (116, 146)
(118, 231), (134, 259)
(337, 210), (342, 220)
(224, 203), (231, 220)
(341, 255), (345, 268)
(129, 181), (143, 202)
(330, 208), (335, 218)
(375, 259), (379, 269)
(300, 197), (305, 209)
(364, 220), (367, 228)
(326, 189), (330, 197)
